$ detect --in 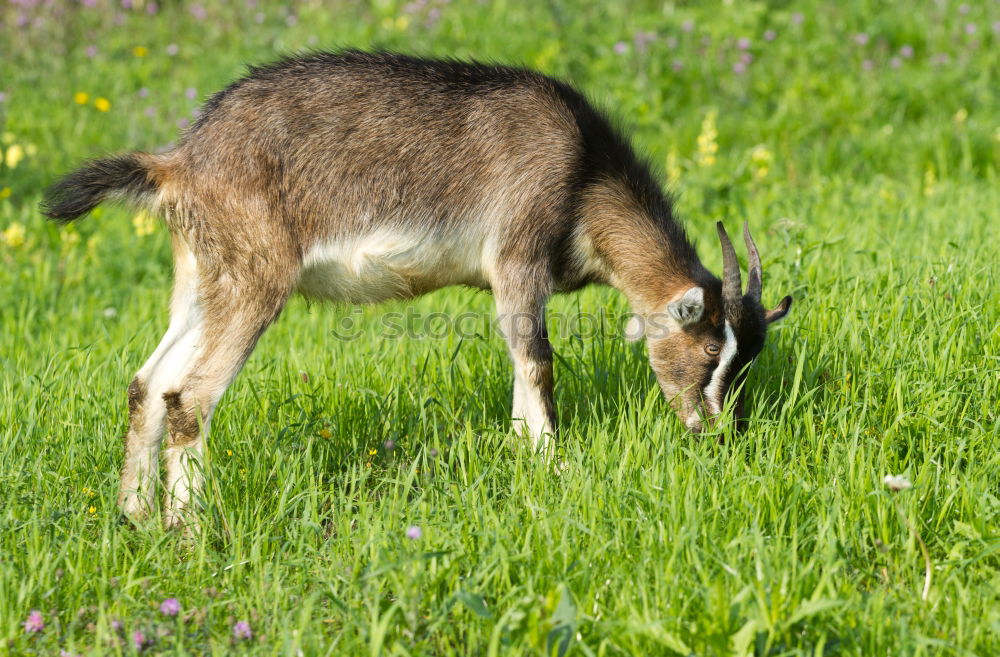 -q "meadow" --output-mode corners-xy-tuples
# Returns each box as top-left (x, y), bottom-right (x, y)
(2, 0), (999, 654)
